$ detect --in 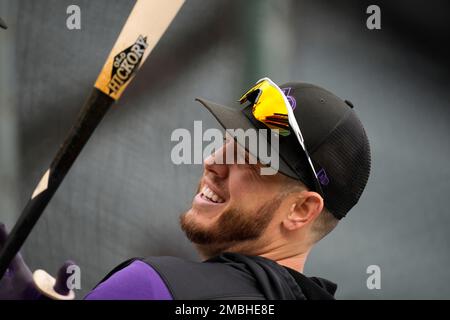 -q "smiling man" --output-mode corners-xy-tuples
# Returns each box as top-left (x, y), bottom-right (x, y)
(0, 79), (371, 300)
(83, 79), (371, 300)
